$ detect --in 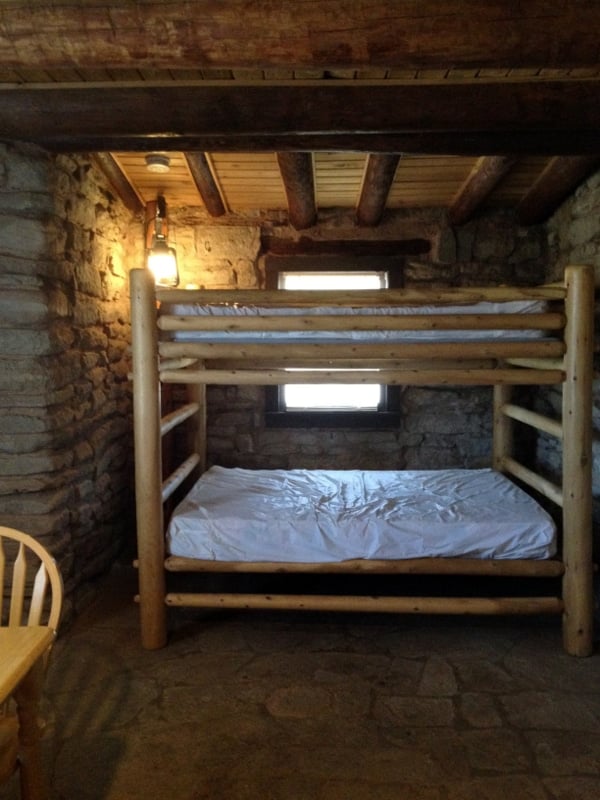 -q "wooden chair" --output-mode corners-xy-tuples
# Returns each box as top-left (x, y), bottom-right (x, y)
(0, 526), (63, 799)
